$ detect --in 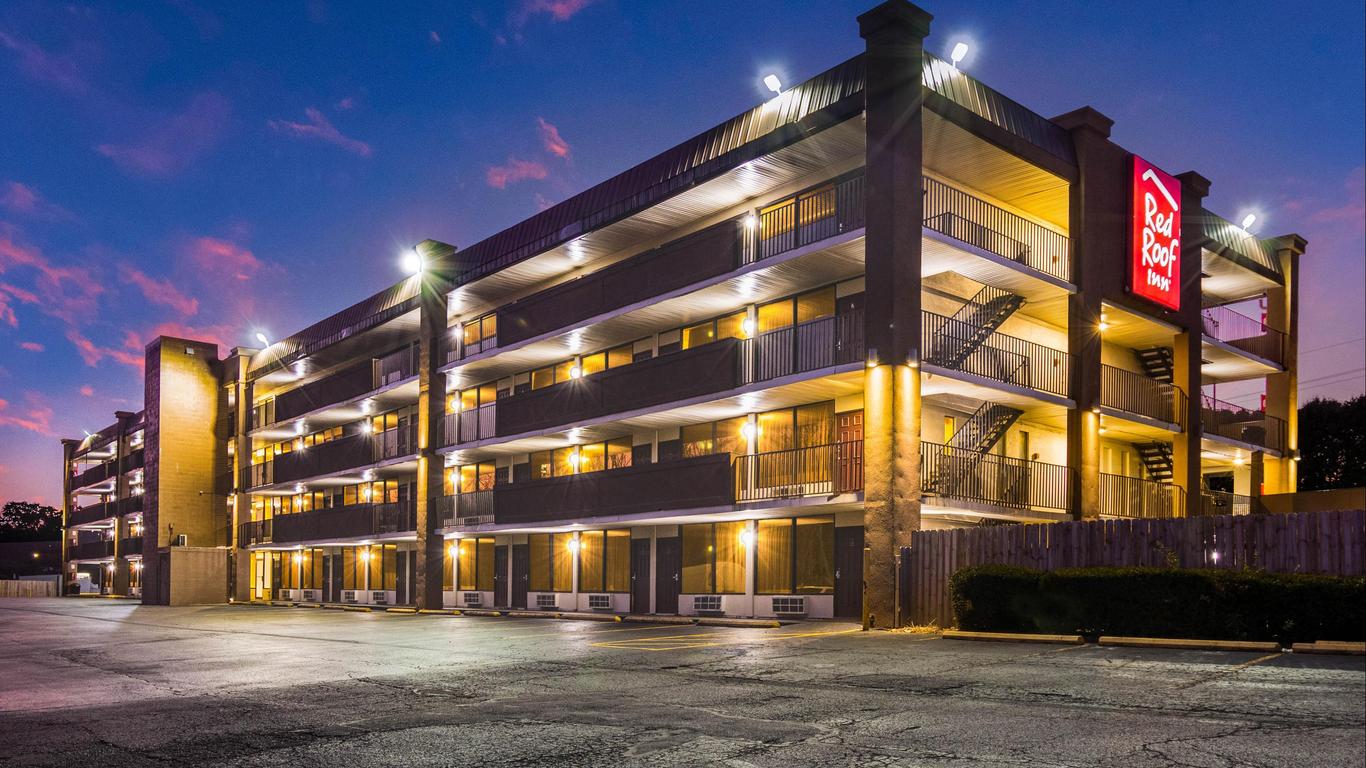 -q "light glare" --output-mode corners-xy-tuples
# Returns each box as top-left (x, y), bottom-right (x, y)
(763, 74), (782, 94)
(950, 42), (969, 66)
